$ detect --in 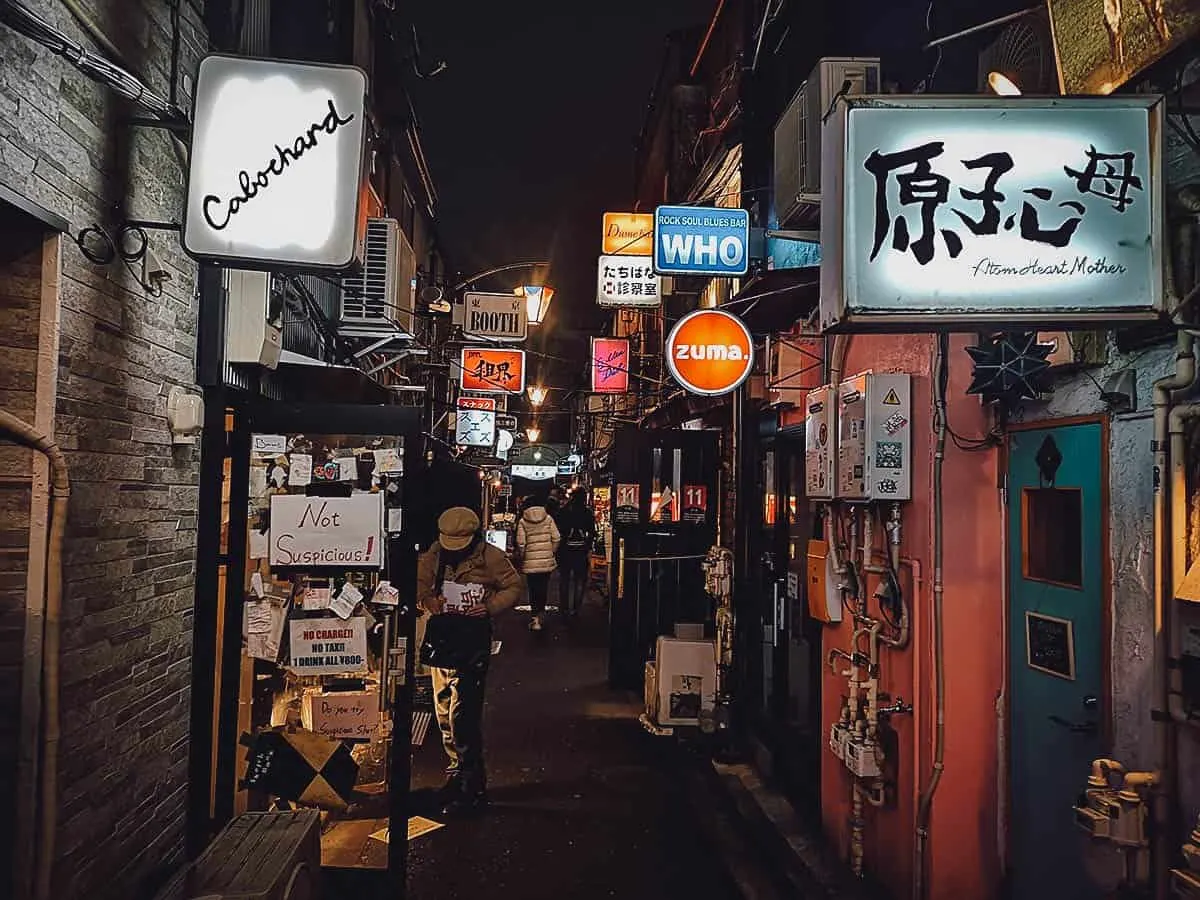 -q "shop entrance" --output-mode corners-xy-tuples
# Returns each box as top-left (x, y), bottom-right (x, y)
(751, 430), (821, 815)
(1007, 420), (1106, 900)
(192, 400), (423, 895)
